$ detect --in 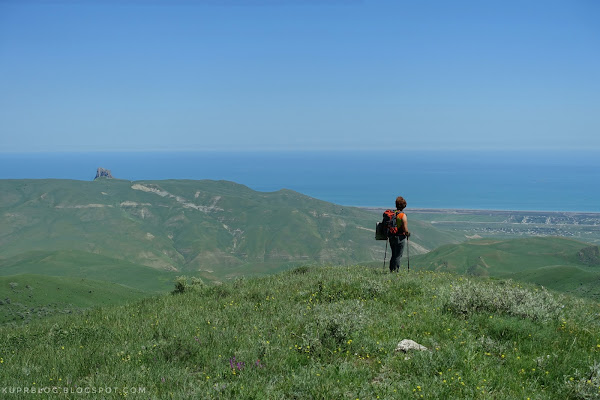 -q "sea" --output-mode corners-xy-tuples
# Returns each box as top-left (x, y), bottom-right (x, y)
(1, 150), (599, 212)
